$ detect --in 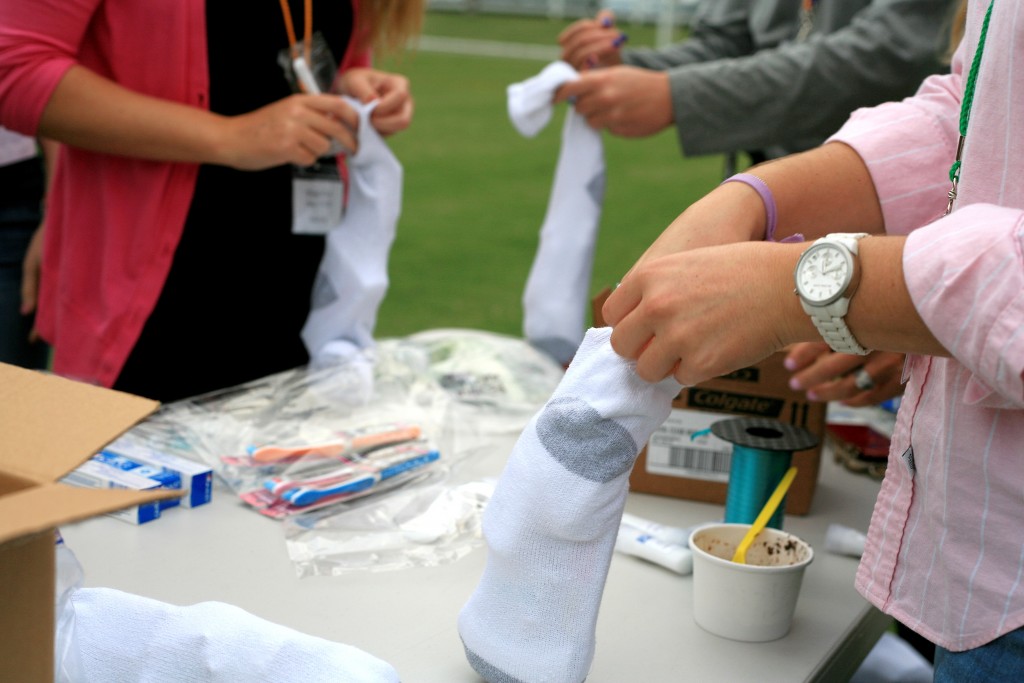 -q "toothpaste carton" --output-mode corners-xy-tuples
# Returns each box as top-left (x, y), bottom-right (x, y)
(60, 460), (165, 524)
(102, 437), (214, 508)
(92, 451), (182, 510)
